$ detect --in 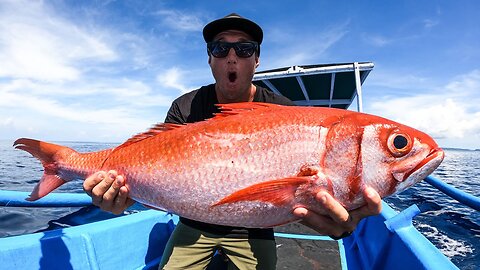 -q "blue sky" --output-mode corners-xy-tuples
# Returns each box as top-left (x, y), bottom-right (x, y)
(0, 0), (479, 149)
